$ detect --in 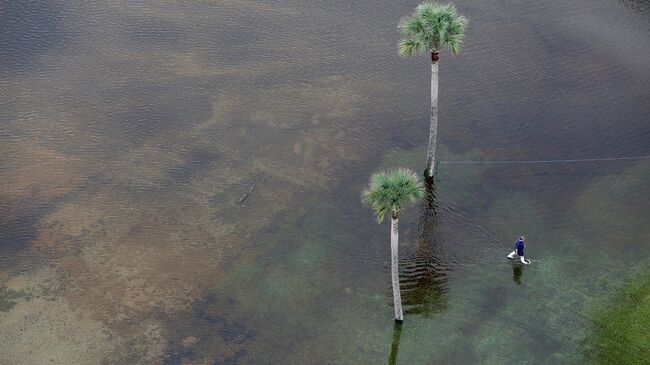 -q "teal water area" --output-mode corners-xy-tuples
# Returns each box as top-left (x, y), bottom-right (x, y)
(0, 0), (648, 363)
